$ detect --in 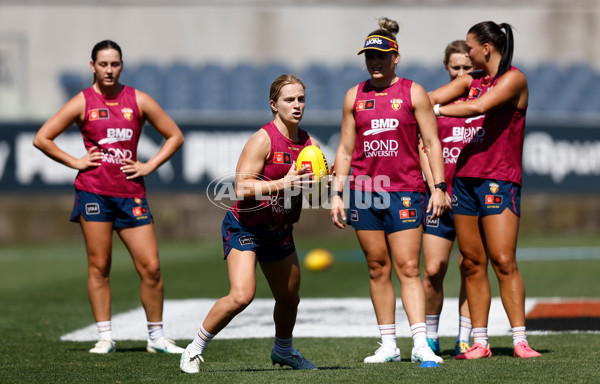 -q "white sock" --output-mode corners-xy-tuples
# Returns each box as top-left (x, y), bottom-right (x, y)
(273, 336), (294, 356)
(457, 316), (472, 342)
(378, 324), (397, 351)
(96, 320), (112, 341)
(147, 321), (164, 342)
(512, 326), (527, 346)
(191, 325), (215, 354)
(425, 315), (440, 340)
(472, 327), (488, 348)
(410, 322), (428, 348)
